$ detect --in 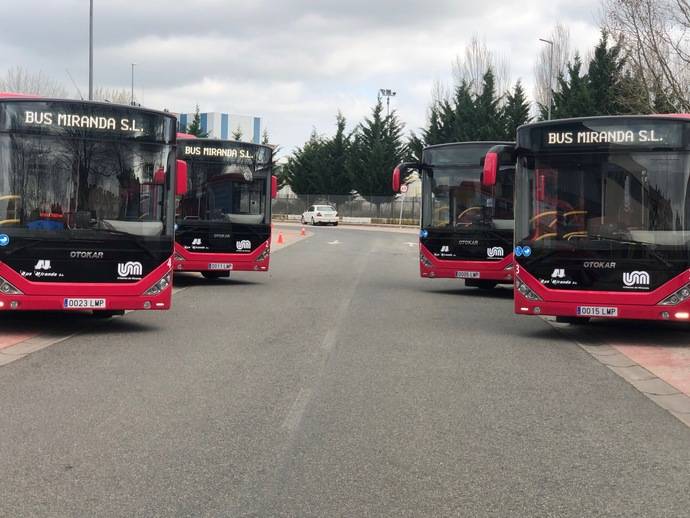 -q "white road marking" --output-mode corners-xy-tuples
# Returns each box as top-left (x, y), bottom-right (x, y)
(327, 240), (341, 245)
